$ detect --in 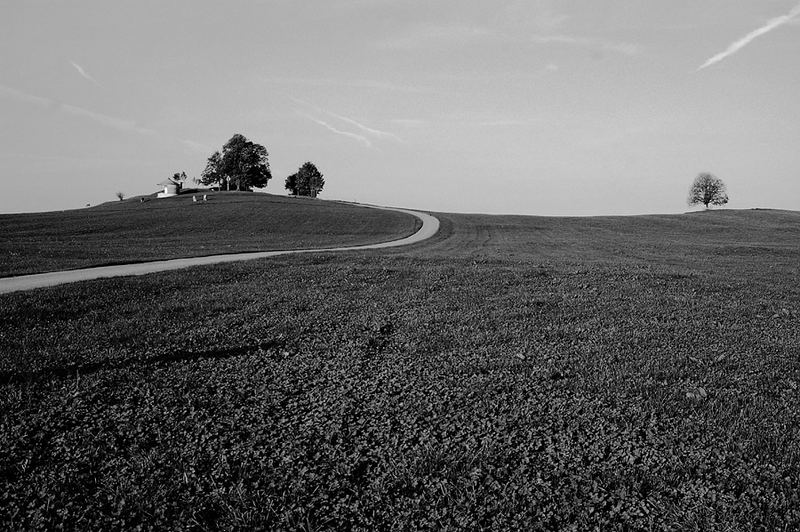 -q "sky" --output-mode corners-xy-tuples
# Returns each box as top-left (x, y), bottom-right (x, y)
(1, 0), (798, 216)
